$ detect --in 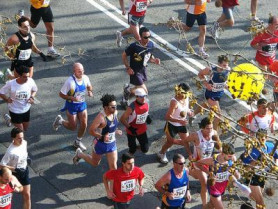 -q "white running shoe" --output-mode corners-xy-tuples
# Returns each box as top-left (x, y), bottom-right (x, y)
(18, 10), (24, 17)
(73, 148), (82, 165)
(199, 50), (209, 59)
(73, 140), (87, 151)
(116, 31), (123, 47)
(157, 152), (168, 164)
(53, 115), (63, 131)
(210, 21), (220, 39)
(47, 48), (60, 57)
(189, 116), (196, 127)
(3, 114), (11, 127)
